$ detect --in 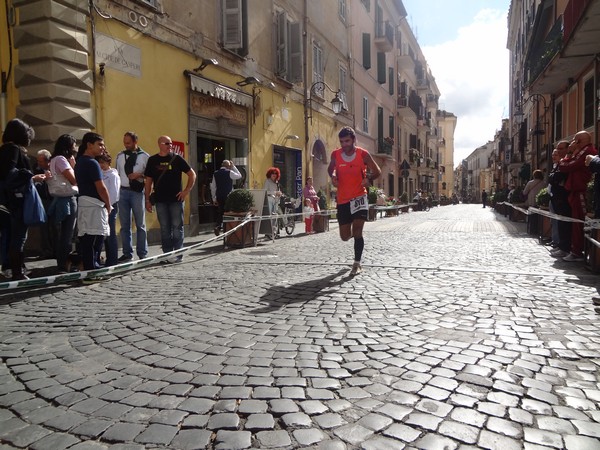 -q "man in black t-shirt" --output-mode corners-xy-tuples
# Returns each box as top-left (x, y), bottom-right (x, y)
(144, 136), (196, 263)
